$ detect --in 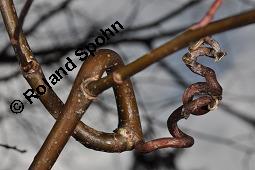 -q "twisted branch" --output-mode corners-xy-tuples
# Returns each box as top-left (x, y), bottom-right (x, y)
(1, 0), (255, 169)
(135, 36), (225, 153)
(29, 49), (144, 169)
